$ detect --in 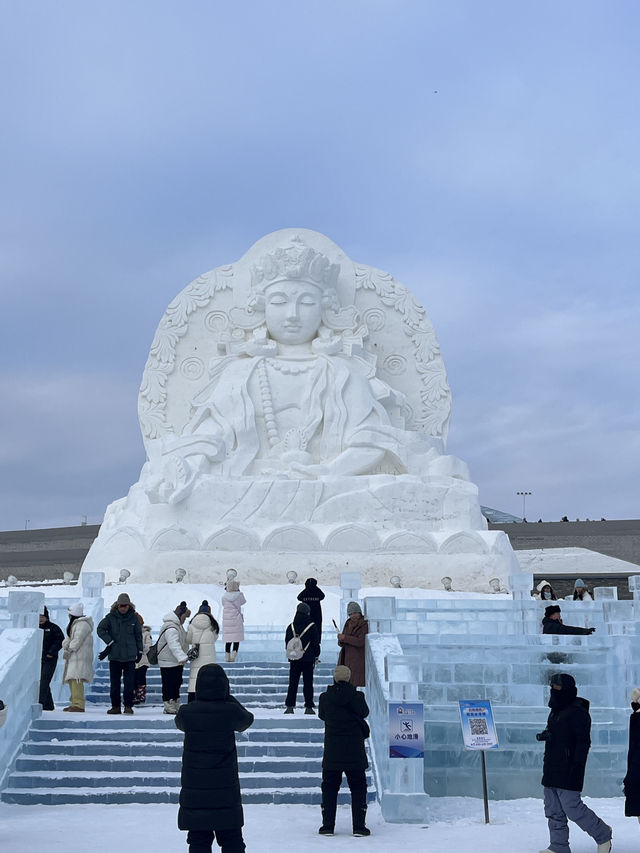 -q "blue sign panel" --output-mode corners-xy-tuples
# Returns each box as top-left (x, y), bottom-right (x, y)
(389, 702), (425, 758)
